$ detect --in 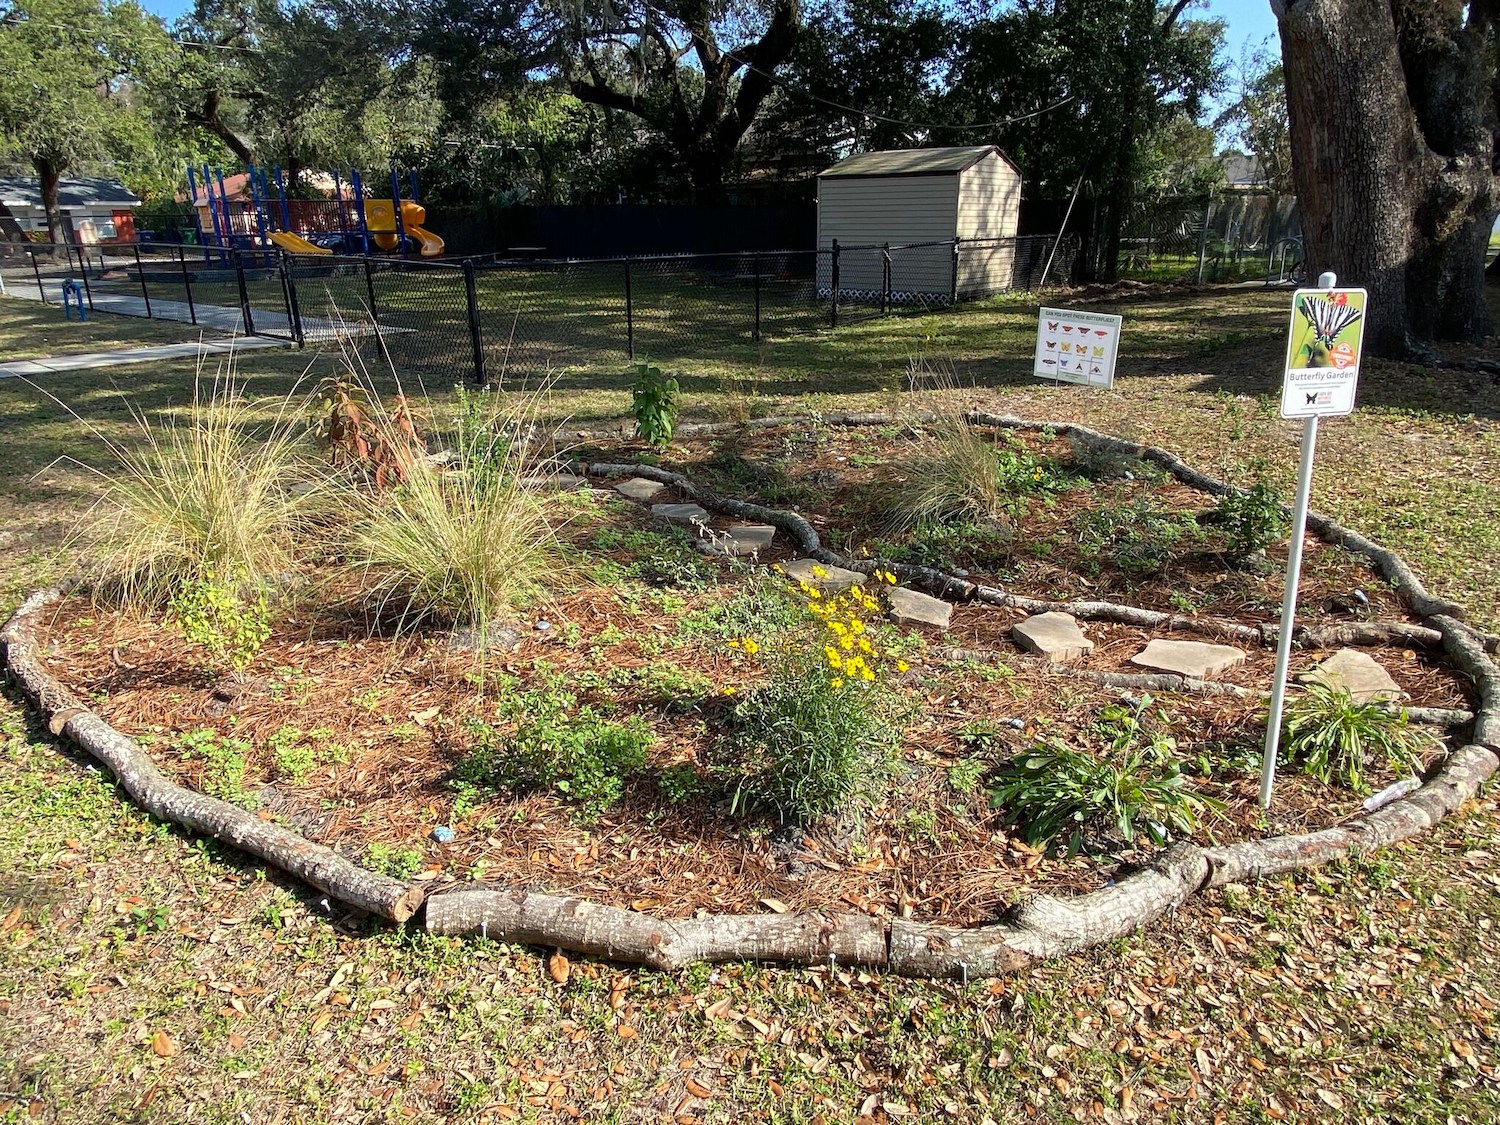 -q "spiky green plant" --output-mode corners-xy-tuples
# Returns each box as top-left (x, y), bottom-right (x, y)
(1281, 681), (1435, 791)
